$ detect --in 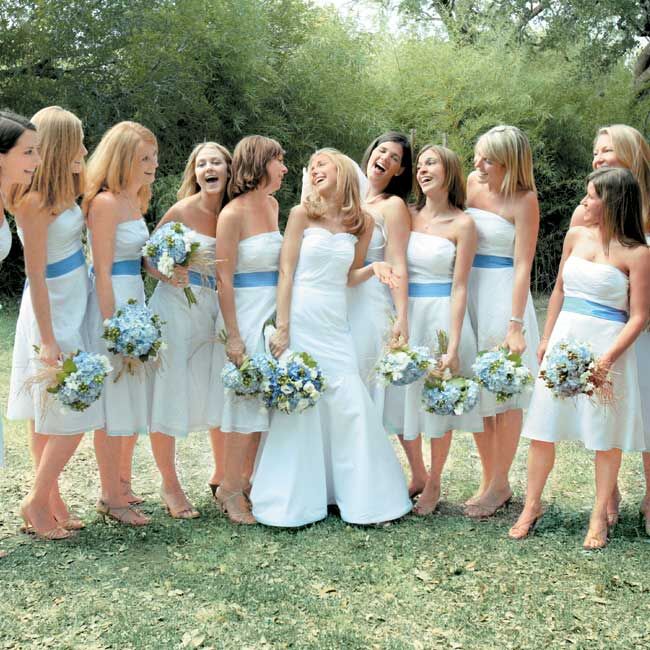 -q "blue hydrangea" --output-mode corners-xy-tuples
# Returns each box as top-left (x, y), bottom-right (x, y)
(540, 339), (598, 399)
(261, 351), (327, 414)
(375, 345), (432, 386)
(102, 299), (165, 362)
(421, 374), (479, 416)
(472, 346), (533, 403)
(48, 351), (112, 412)
(221, 353), (276, 398)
